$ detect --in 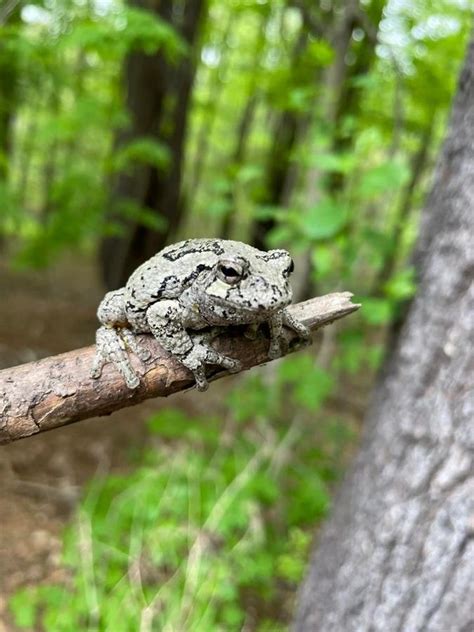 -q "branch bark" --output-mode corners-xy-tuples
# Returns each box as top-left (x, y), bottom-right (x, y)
(0, 293), (359, 444)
